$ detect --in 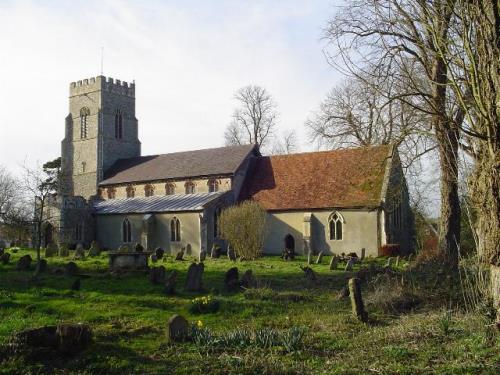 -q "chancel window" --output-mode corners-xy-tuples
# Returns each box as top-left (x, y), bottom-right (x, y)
(107, 187), (116, 199)
(185, 181), (195, 194)
(122, 218), (132, 243)
(208, 179), (219, 193)
(115, 109), (123, 139)
(170, 217), (181, 242)
(144, 184), (154, 197)
(80, 107), (90, 139)
(329, 212), (343, 240)
(165, 183), (175, 195)
(126, 185), (135, 198)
